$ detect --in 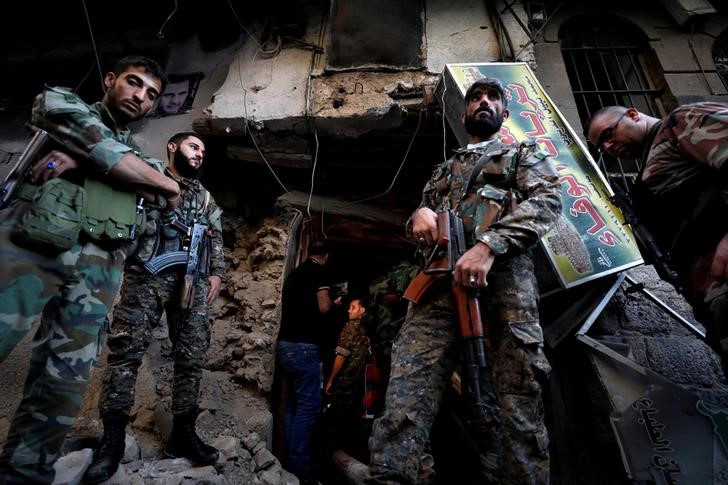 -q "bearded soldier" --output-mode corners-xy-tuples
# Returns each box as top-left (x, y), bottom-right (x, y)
(85, 132), (225, 483)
